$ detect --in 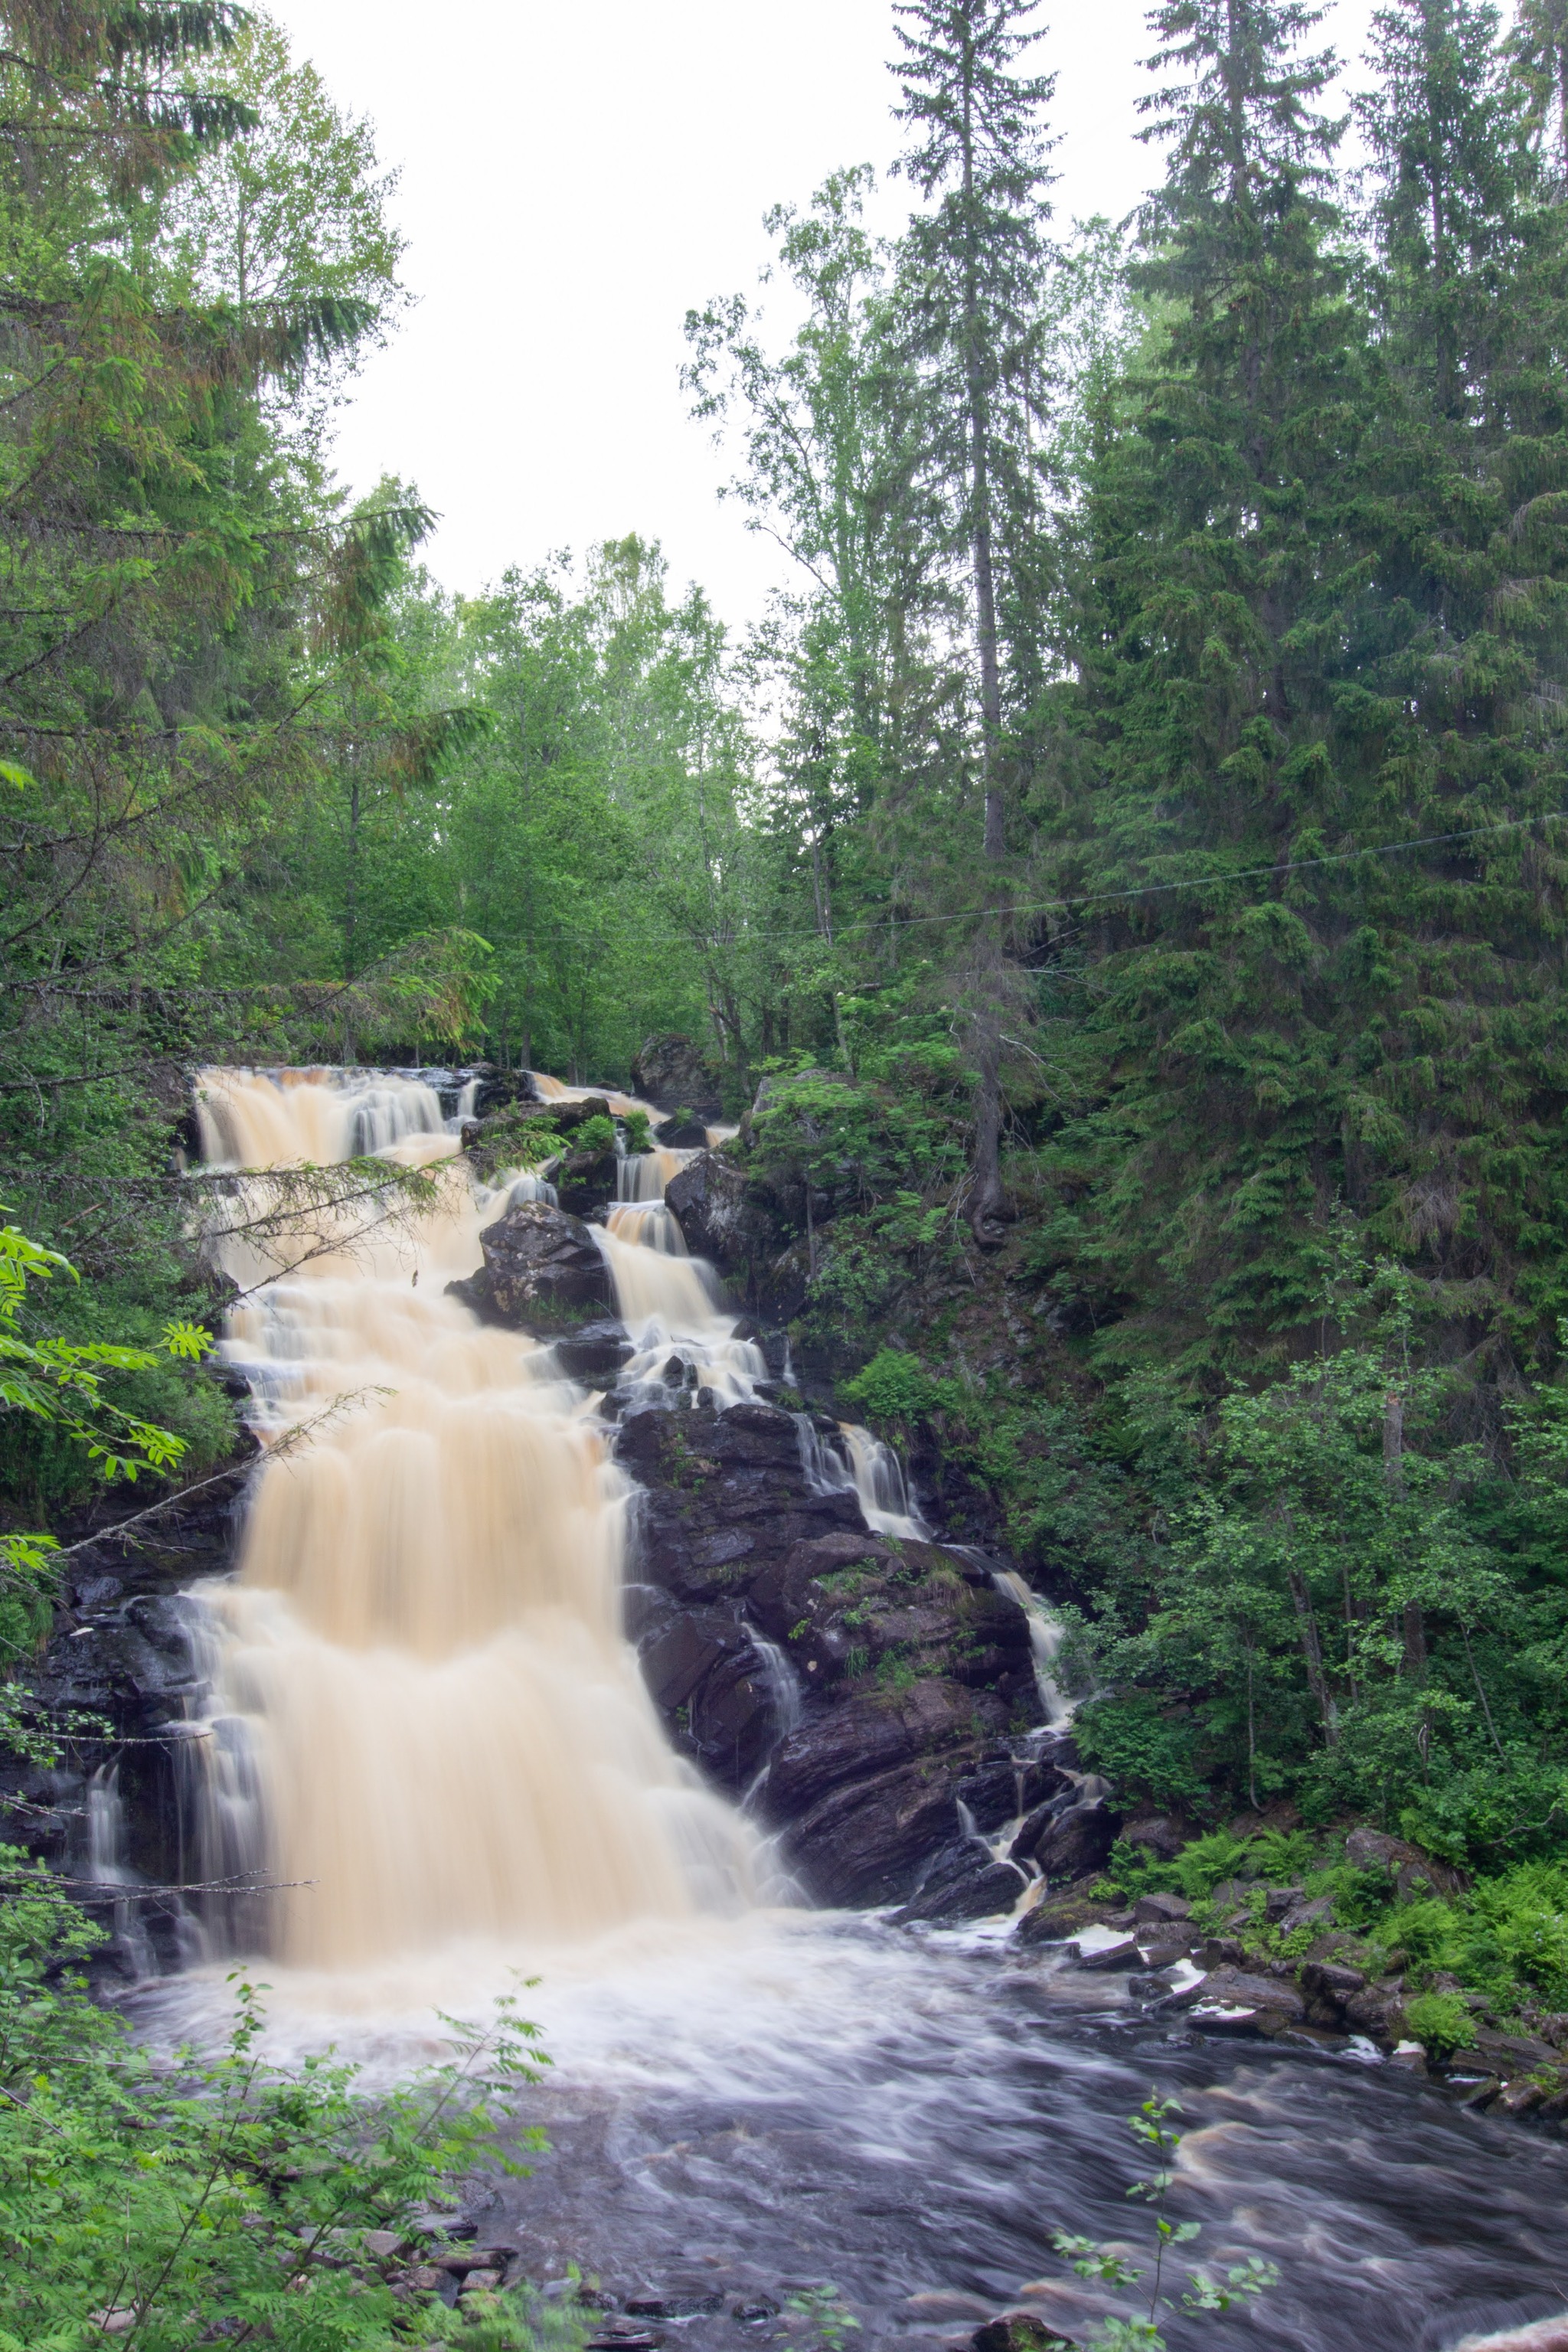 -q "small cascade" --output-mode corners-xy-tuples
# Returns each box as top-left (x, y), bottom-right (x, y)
(84, 1766), (158, 1978)
(795, 1416), (929, 1540)
(991, 1567), (1075, 1728)
(492, 1168), (559, 1211)
(617, 1150), (692, 1202)
(594, 1148), (766, 1410)
(743, 1625), (803, 1743)
(838, 1423), (928, 1540)
(529, 1070), (665, 1122)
